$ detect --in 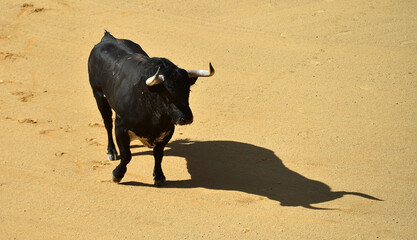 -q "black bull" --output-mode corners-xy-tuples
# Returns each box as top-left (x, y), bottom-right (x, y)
(88, 31), (214, 186)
